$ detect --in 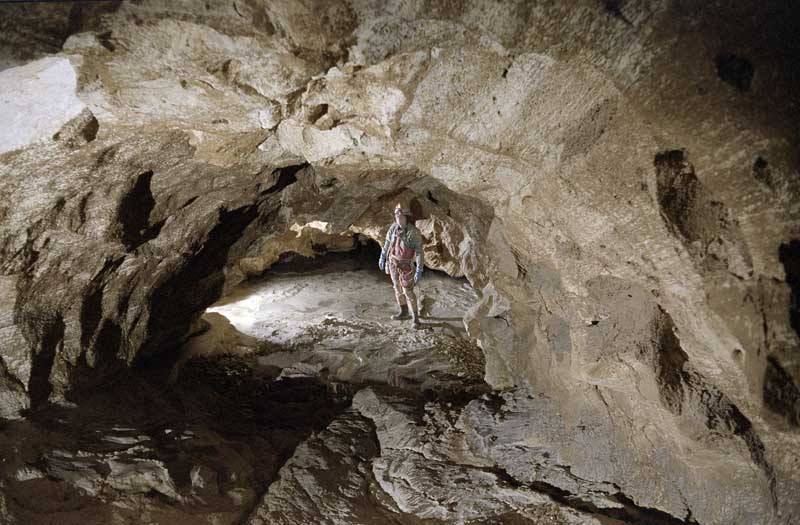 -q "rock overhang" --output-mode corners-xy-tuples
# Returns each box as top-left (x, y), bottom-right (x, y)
(0, 1), (798, 523)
